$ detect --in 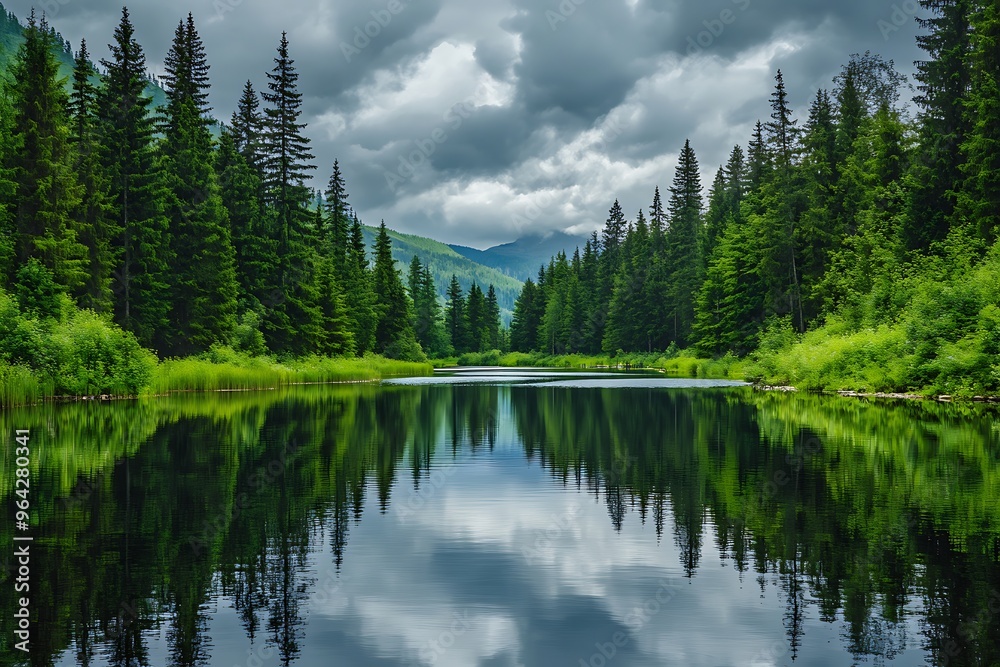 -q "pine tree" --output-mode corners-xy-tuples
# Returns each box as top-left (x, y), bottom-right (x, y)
(372, 221), (415, 353)
(259, 32), (320, 353)
(324, 160), (351, 274)
(958, 0), (1000, 243)
(6, 12), (88, 294)
(97, 7), (171, 348)
(159, 14), (238, 355)
(510, 279), (541, 352)
(446, 275), (468, 353)
(216, 130), (276, 310)
(484, 284), (502, 351)
(746, 120), (772, 190)
(68, 38), (118, 313)
(663, 140), (703, 347)
(766, 70), (799, 171)
(465, 283), (488, 352)
(231, 80), (265, 180)
(797, 89), (840, 321)
(261, 32), (315, 241)
(345, 213), (377, 354)
(906, 0), (973, 250)
(313, 208), (355, 357)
